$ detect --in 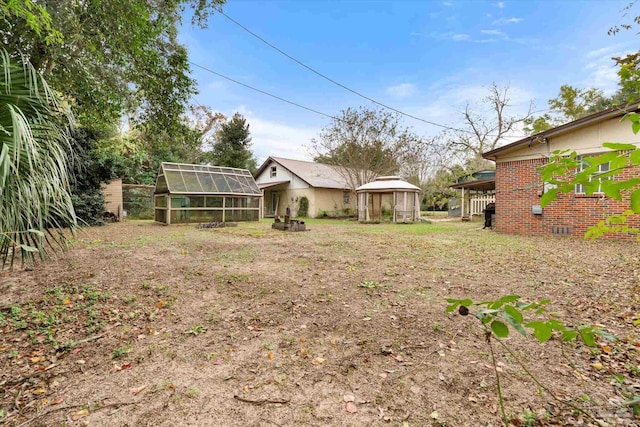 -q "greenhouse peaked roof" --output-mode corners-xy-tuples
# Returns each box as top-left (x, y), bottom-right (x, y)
(156, 162), (261, 195)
